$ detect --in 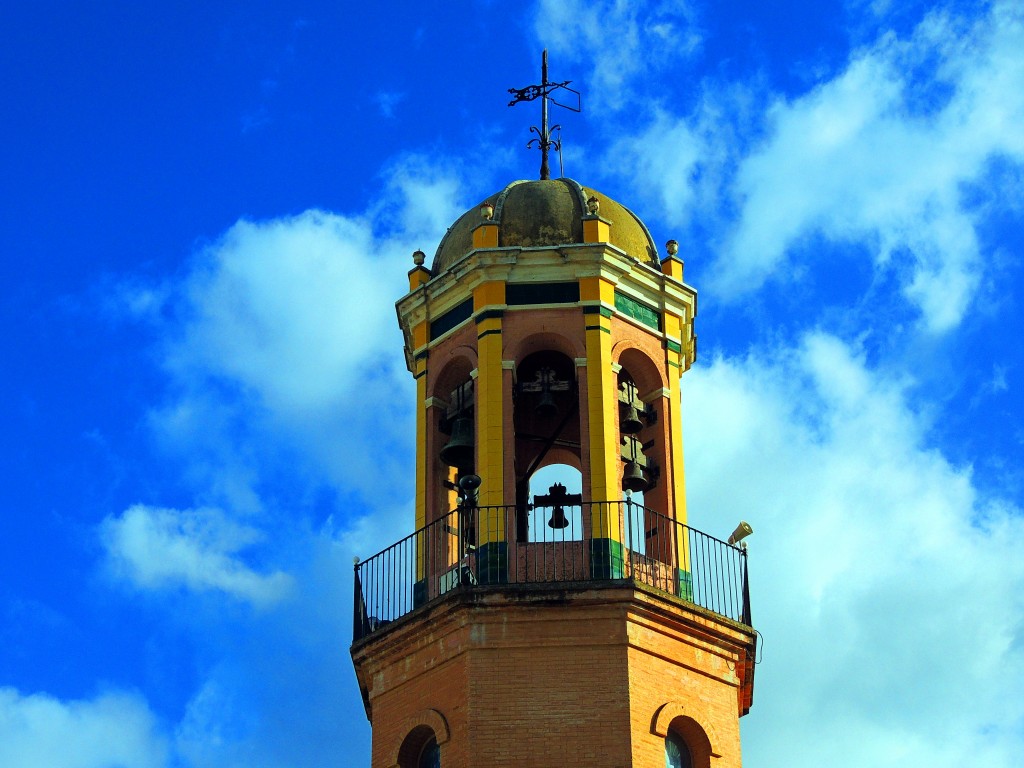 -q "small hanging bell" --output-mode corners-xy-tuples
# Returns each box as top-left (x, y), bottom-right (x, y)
(620, 404), (643, 434)
(440, 417), (474, 468)
(535, 389), (558, 420)
(547, 504), (569, 529)
(622, 460), (648, 493)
